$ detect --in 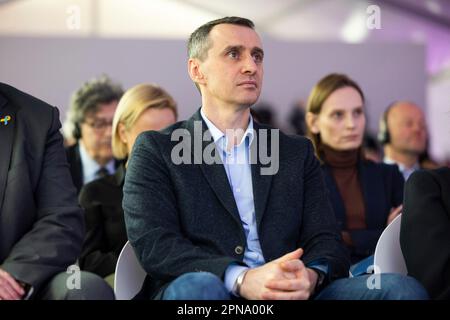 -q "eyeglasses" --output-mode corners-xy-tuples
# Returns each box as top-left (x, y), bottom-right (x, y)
(83, 118), (113, 130)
